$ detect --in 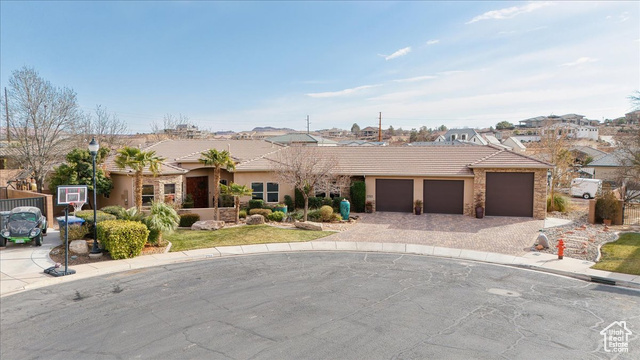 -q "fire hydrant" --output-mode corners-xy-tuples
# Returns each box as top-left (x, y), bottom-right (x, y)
(556, 239), (566, 260)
